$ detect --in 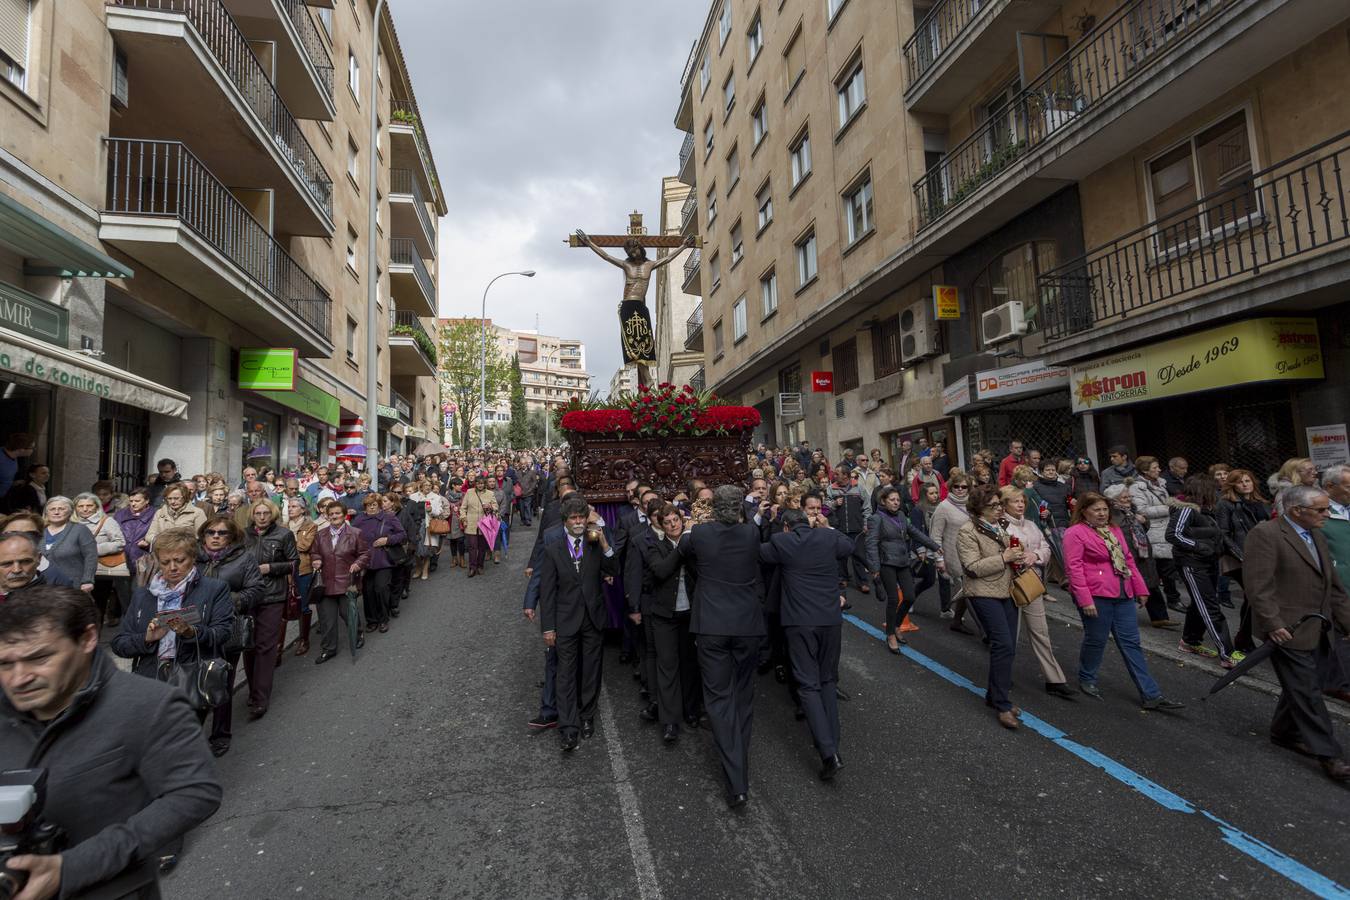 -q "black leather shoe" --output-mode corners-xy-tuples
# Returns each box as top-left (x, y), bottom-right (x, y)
(1271, 735), (1317, 758)
(773, 665), (787, 684)
(1141, 696), (1185, 711)
(528, 715), (558, 731)
(559, 732), (579, 752)
(581, 719), (595, 739)
(315, 650), (337, 665)
(662, 724), (679, 744)
(158, 855), (179, 875)
(1080, 682), (1104, 700)
(355, 635), (365, 649)
(726, 792), (748, 809)
(638, 703), (658, 722)
(819, 754), (842, 781)
(209, 738), (230, 758)
(390, 607), (400, 618)
(684, 714), (701, 728)
(1045, 682), (1077, 700)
